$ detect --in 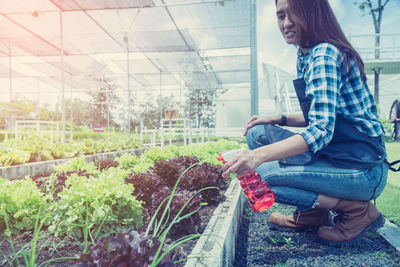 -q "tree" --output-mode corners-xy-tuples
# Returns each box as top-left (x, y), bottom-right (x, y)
(132, 94), (176, 130)
(87, 76), (120, 128)
(0, 99), (37, 123)
(354, 0), (395, 106)
(63, 98), (95, 128)
(186, 88), (217, 128)
(38, 105), (58, 121)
